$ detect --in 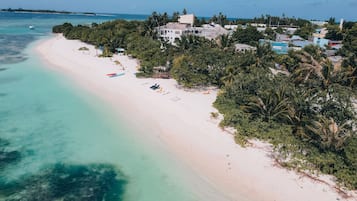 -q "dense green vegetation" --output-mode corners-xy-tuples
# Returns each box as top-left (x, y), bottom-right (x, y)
(53, 13), (357, 190)
(215, 47), (357, 187)
(325, 25), (344, 41)
(294, 24), (316, 39)
(231, 26), (264, 45)
(214, 30), (357, 189)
